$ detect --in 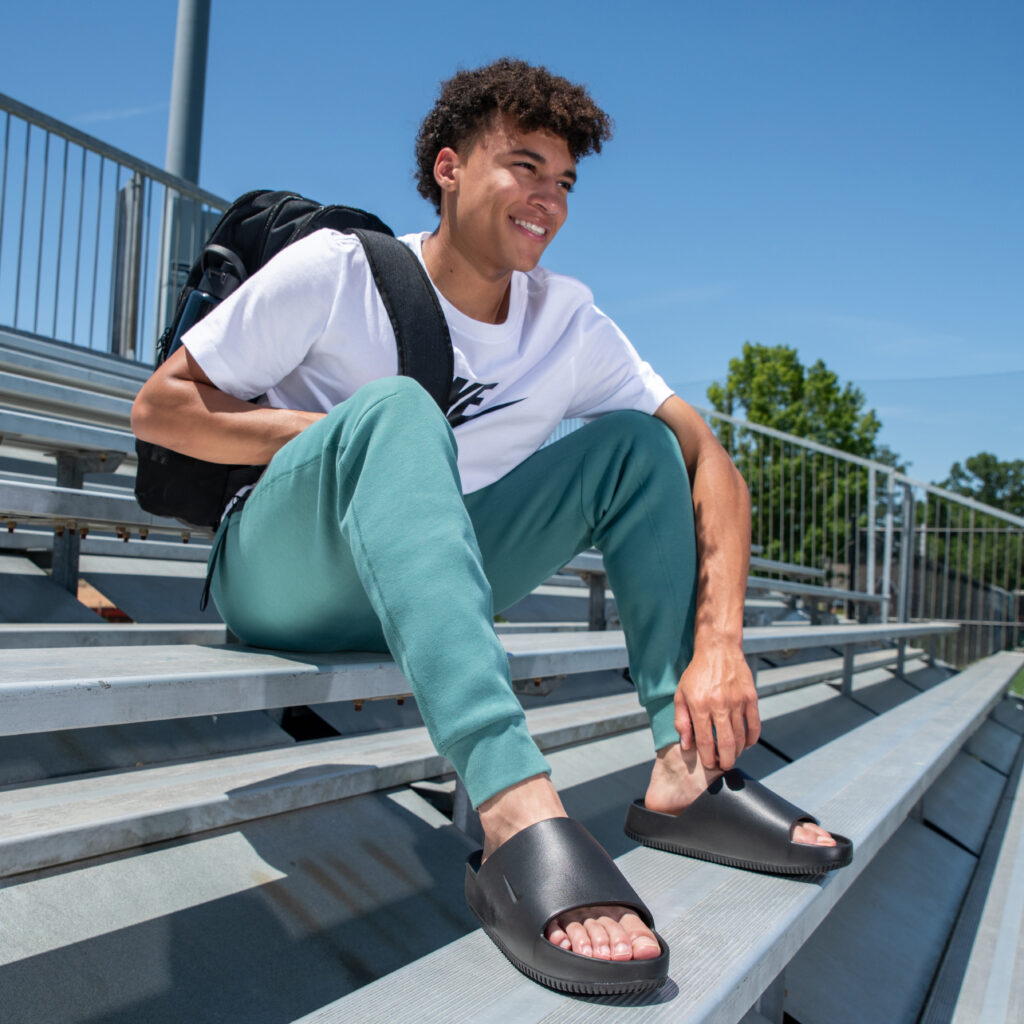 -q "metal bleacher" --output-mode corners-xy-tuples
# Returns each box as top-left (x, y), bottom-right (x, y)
(2, 330), (1024, 1024)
